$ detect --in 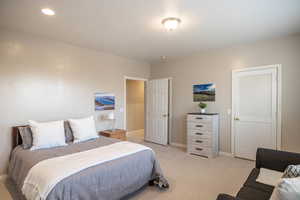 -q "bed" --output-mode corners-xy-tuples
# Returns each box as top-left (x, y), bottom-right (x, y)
(8, 126), (168, 200)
